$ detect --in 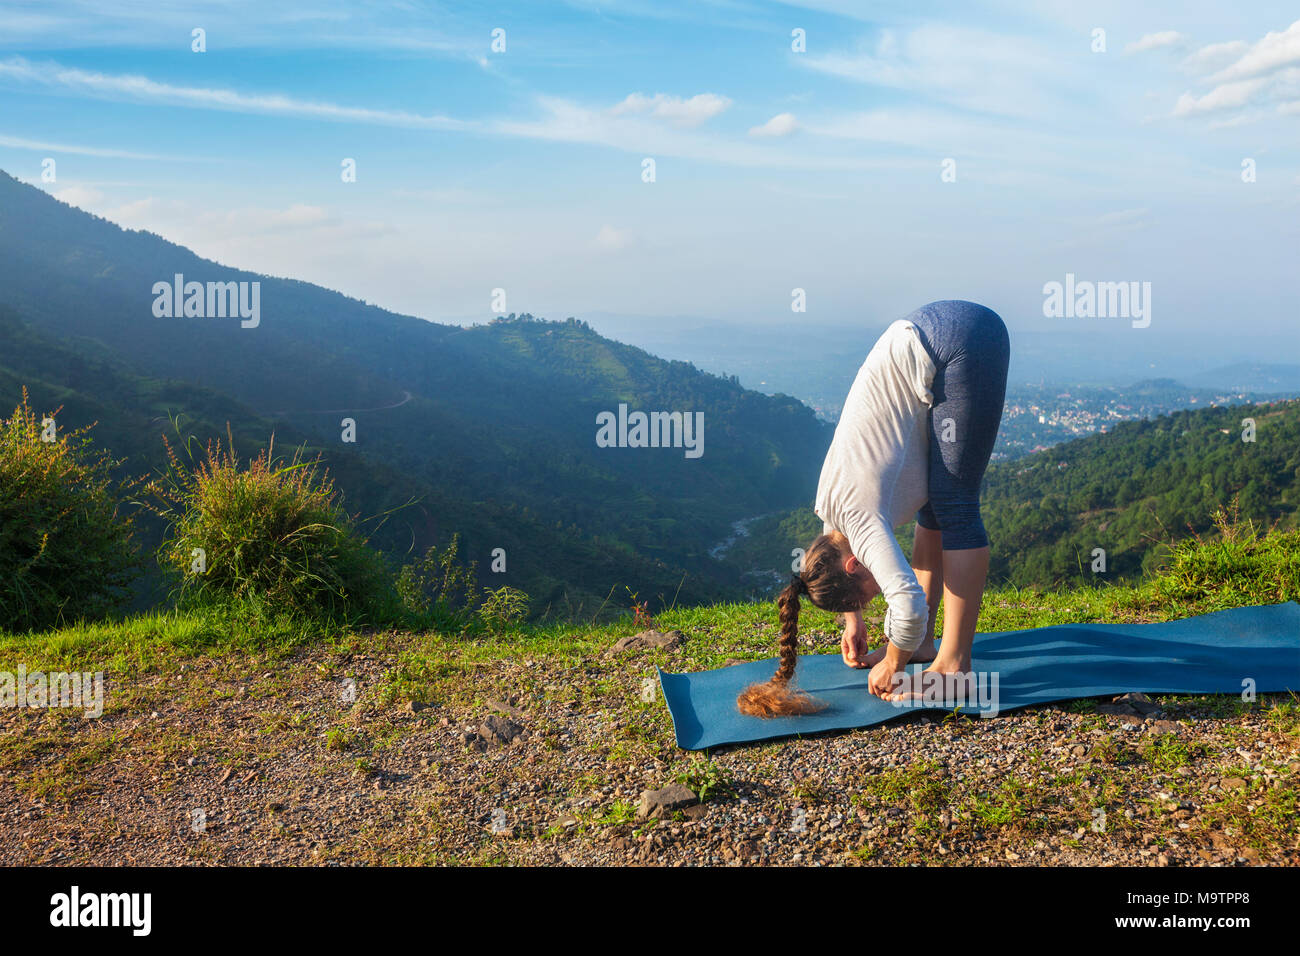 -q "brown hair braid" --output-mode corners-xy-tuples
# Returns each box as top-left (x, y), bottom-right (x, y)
(736, 531), (866, 718)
